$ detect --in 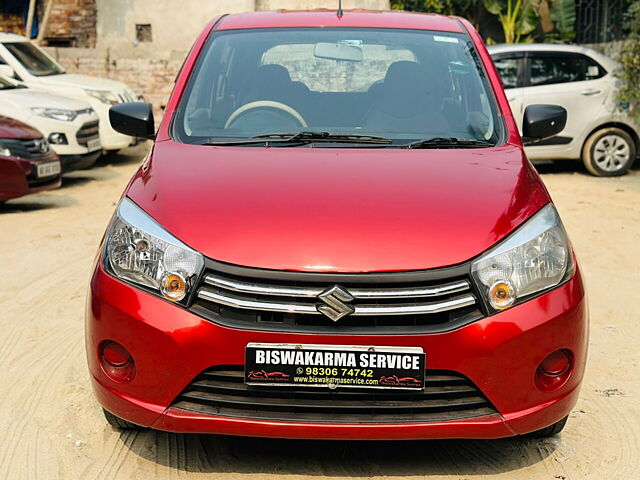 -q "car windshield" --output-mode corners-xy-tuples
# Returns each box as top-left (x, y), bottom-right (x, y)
(174, 27), (502, 147)
(3, 42), (66, 77)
